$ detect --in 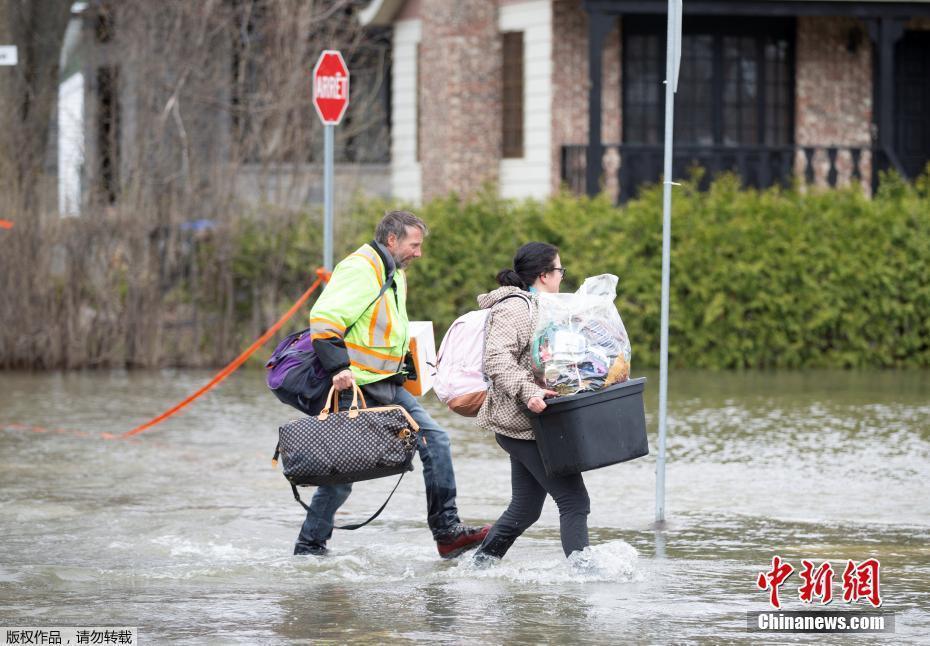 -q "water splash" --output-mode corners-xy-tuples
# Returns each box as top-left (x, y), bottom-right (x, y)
(454, 540), (641, 584)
